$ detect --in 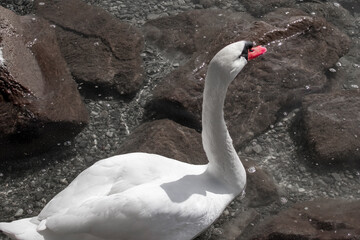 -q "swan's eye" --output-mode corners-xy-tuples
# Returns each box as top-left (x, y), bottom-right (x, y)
(249, 49), (254, 52)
